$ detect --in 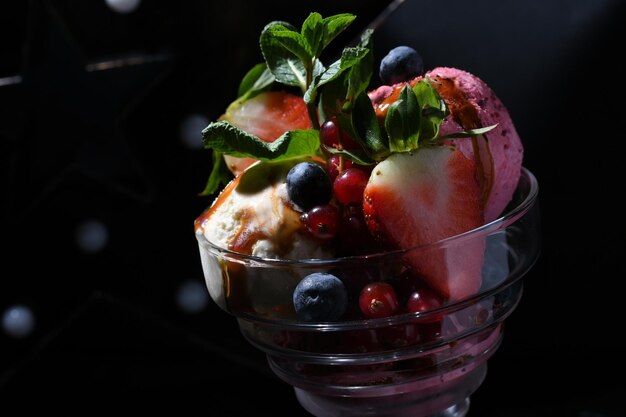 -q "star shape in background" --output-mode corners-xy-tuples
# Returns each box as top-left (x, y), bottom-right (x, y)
(0, 0), (397, 402)
(3, 0), (171, 223)
(0, 0), (174, 373)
